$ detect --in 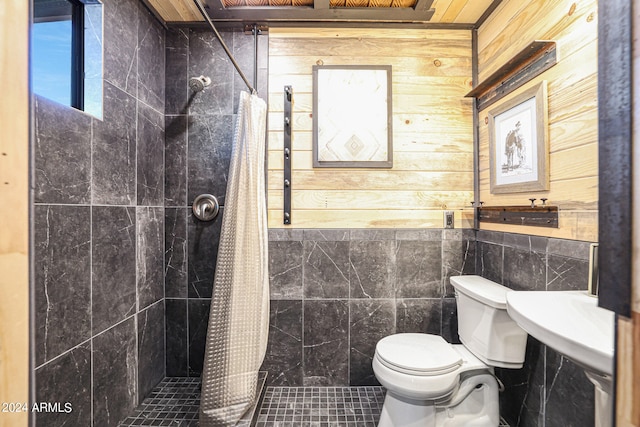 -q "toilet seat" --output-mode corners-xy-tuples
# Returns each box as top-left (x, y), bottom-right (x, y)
(372, 334), (490, 401)
(375, 333), (463, 376)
